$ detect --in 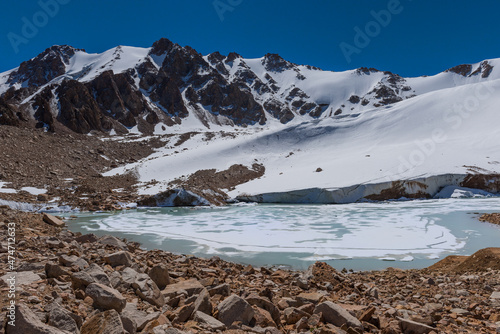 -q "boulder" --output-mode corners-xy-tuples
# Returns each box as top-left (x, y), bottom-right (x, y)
(245, 293), (280, 325)
(122, 302), (160, 331)
(314, 301), (363, 331)
(85, 283), (126, 312)
(5, 304), (67, 334)
(192, 288), (212, 315)
(148, 264), (171, 289)
(47, 304), (80, 334)
(162, 278), (204, 298)
(80, 309), (125, 334)
(217, 294), (255, 326)
(43, 213), (65, 227)
(120, 267), (164, 307)
(59, 254), (89, 270)
(193, 311), (226, 331)
(1, 271), (41, 286)
(208, 283), (230, 297)
(45, 262), (70, 279)
(398, 317), (434, 334)
(70, 264), (110, 289)
(98, 235), (127, 249)
(283, 307), (309, 325)
(104, 251), (134, 267)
